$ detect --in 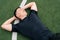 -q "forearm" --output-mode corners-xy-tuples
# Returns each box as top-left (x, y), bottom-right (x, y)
(21, 2), (35, 9)
(2, 16), (16, 25)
